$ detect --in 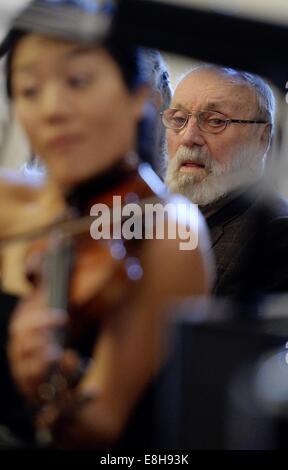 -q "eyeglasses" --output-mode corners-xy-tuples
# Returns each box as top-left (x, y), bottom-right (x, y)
(160, 108), (269, 134)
